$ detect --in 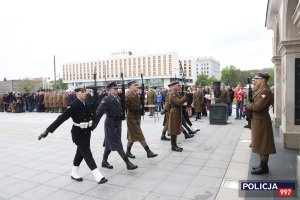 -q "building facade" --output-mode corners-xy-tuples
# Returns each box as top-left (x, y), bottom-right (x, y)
(265, 0), (300, 185)
(62, 52), (220, 89)
(194, 57), (221, 80)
